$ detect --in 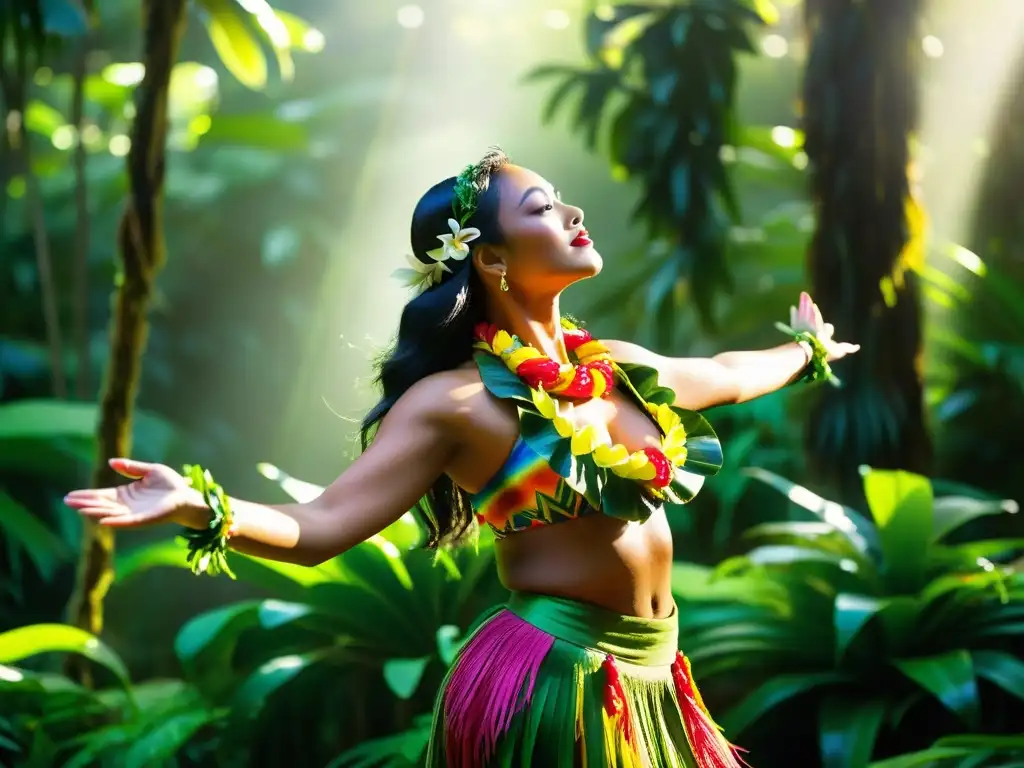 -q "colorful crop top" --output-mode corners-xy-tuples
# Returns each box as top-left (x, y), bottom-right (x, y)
(470, 437), (594, 538)
(466, 329), (723, 540)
